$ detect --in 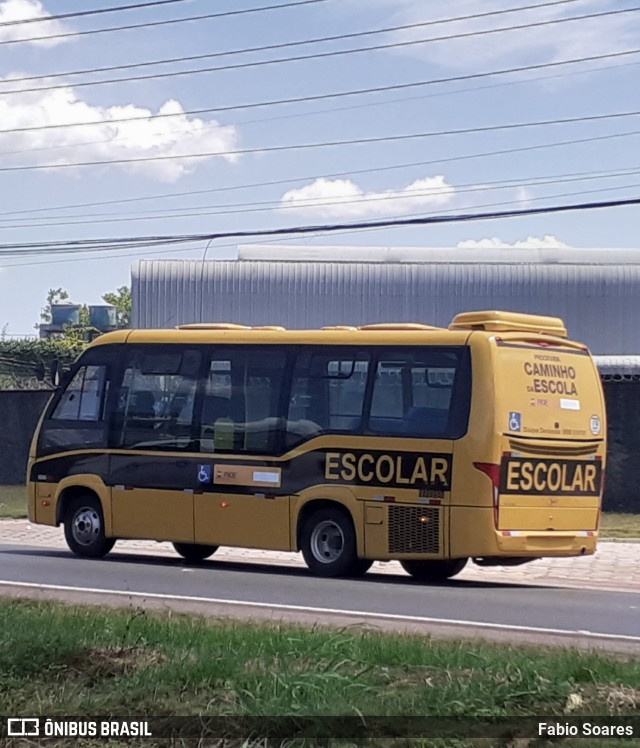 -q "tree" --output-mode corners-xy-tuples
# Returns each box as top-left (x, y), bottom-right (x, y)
(39, 287), (70, 324)
(102, 285), (131, 328)
(0, 337), (86, 389)
(35, 285), (131, 337)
